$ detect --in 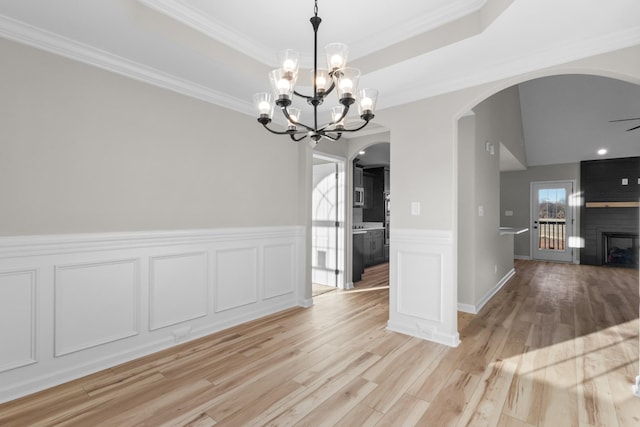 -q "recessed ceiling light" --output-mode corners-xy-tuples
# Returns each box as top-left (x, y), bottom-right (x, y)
(359, 150), (366, 155)
(597, 148), (607, 155)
